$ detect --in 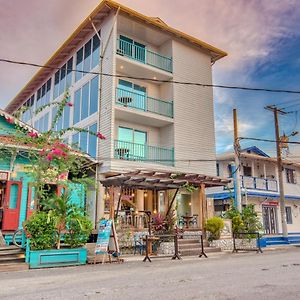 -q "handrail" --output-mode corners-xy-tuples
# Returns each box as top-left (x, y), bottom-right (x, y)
(114, 140), (174, 166)
(117, 38), (173, 73)
(115, 87), (173, 118)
